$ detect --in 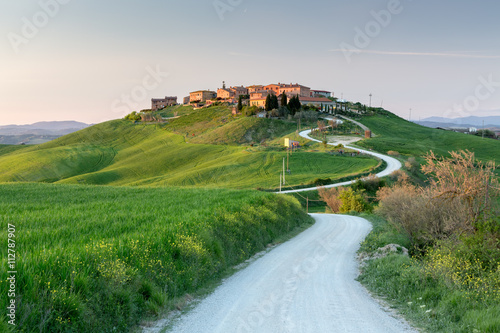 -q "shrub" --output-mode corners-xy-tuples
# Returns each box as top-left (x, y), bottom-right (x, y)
(405, 156), (419, 171)
(377, 150), (499, 251)
(243, 106), (259, 117)
(387, 150), (400, 156)
(318, 187), (343, 212)
(318, 187), (370, 213)
(376, 183), (468, 251)
(351, 174), (386, 196)
(278, 106), (289, 118)
(124, 112), (141, 122)
(141, 113), (154, 122)
(422, 150), (499, 227)
(313, 178), (332, 186)
(338, 188), (371, 213)
(388, 169), (409, 183)
(423, 237), (500, 302)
